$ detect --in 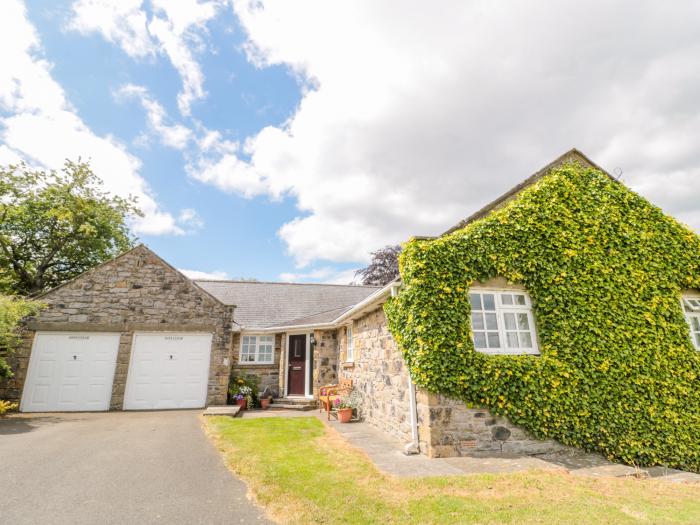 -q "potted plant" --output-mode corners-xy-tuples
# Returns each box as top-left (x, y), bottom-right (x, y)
(334, 389), (360, 423)
(260, 394), (272, 410)
(235, 385), (253, 410)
